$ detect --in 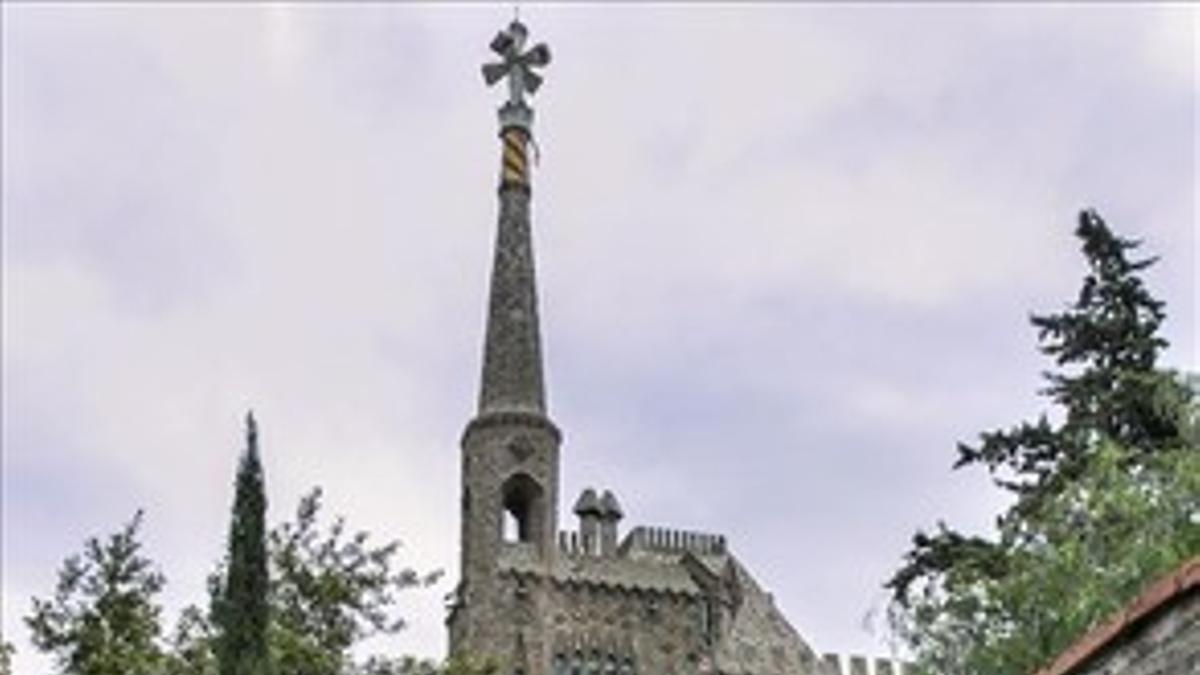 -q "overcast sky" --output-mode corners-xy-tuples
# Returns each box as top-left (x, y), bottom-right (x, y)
(2, 4), (1195, 673)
